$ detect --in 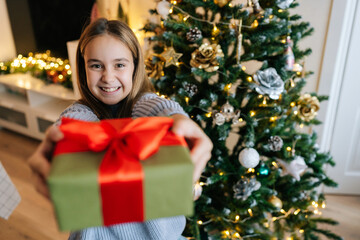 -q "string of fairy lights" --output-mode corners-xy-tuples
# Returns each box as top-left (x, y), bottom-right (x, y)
(0, 50), (72, 89)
